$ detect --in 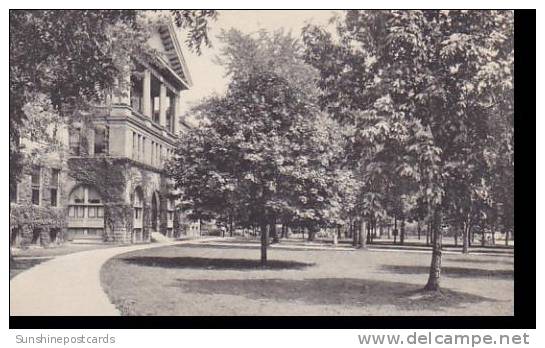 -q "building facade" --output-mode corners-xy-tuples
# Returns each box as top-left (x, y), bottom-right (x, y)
(10, 23), (201, 247)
